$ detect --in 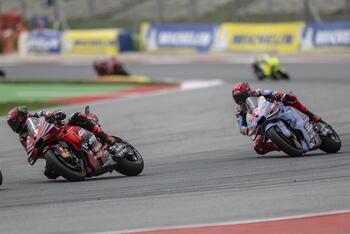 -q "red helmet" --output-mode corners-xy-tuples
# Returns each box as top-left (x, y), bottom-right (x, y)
(7, 106), (29, 133)
(232, 82), (251, 105)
